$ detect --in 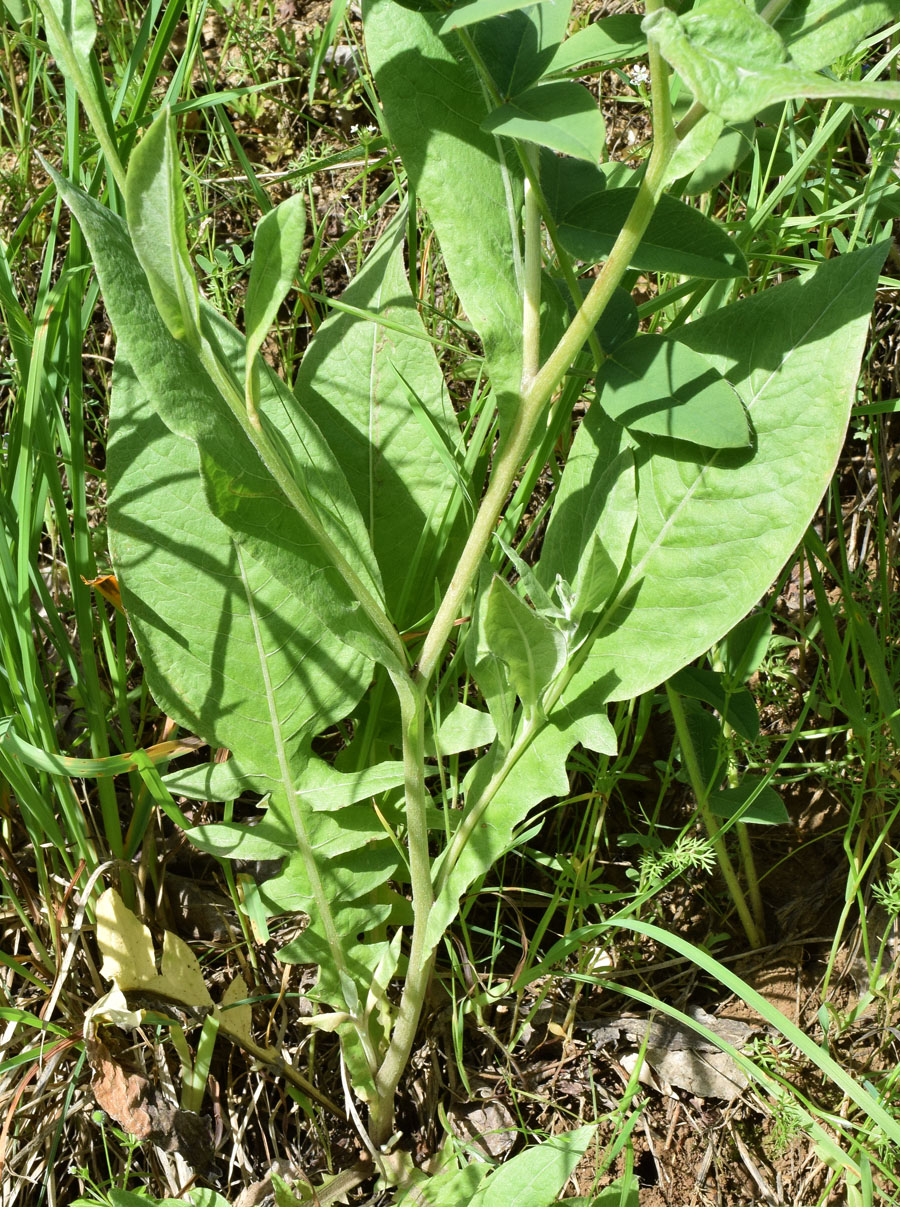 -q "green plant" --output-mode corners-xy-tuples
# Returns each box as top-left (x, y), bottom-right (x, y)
(21, 0), (900, 1199)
